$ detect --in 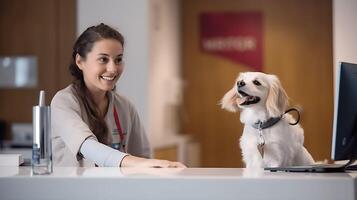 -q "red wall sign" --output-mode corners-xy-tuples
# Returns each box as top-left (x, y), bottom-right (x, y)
(200, 12), (263, 71)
